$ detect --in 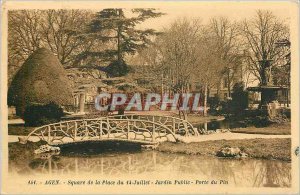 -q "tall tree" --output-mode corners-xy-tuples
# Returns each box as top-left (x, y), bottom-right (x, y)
(241, 10), (289, 86)
(88, 8), (164, 76)
(241, 10), (289, 106)
(139, 19), (210, 117)
(193, 30), (224, 116)
(272, 38), (291, 86)
(157, 19), (202, 94)
(41, 10), (94, 66)
(8, 10), (43, 83)
(209, 17), (242, 98)
(8, 10), (93, 83)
